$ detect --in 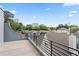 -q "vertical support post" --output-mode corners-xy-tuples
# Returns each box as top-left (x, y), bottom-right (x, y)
(25, 33), (28, 40)
(35, 33), (37, 45)
(50, 41), (52, 56)
(33, 33), (35, 42)
(33, 33), (37, 45)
